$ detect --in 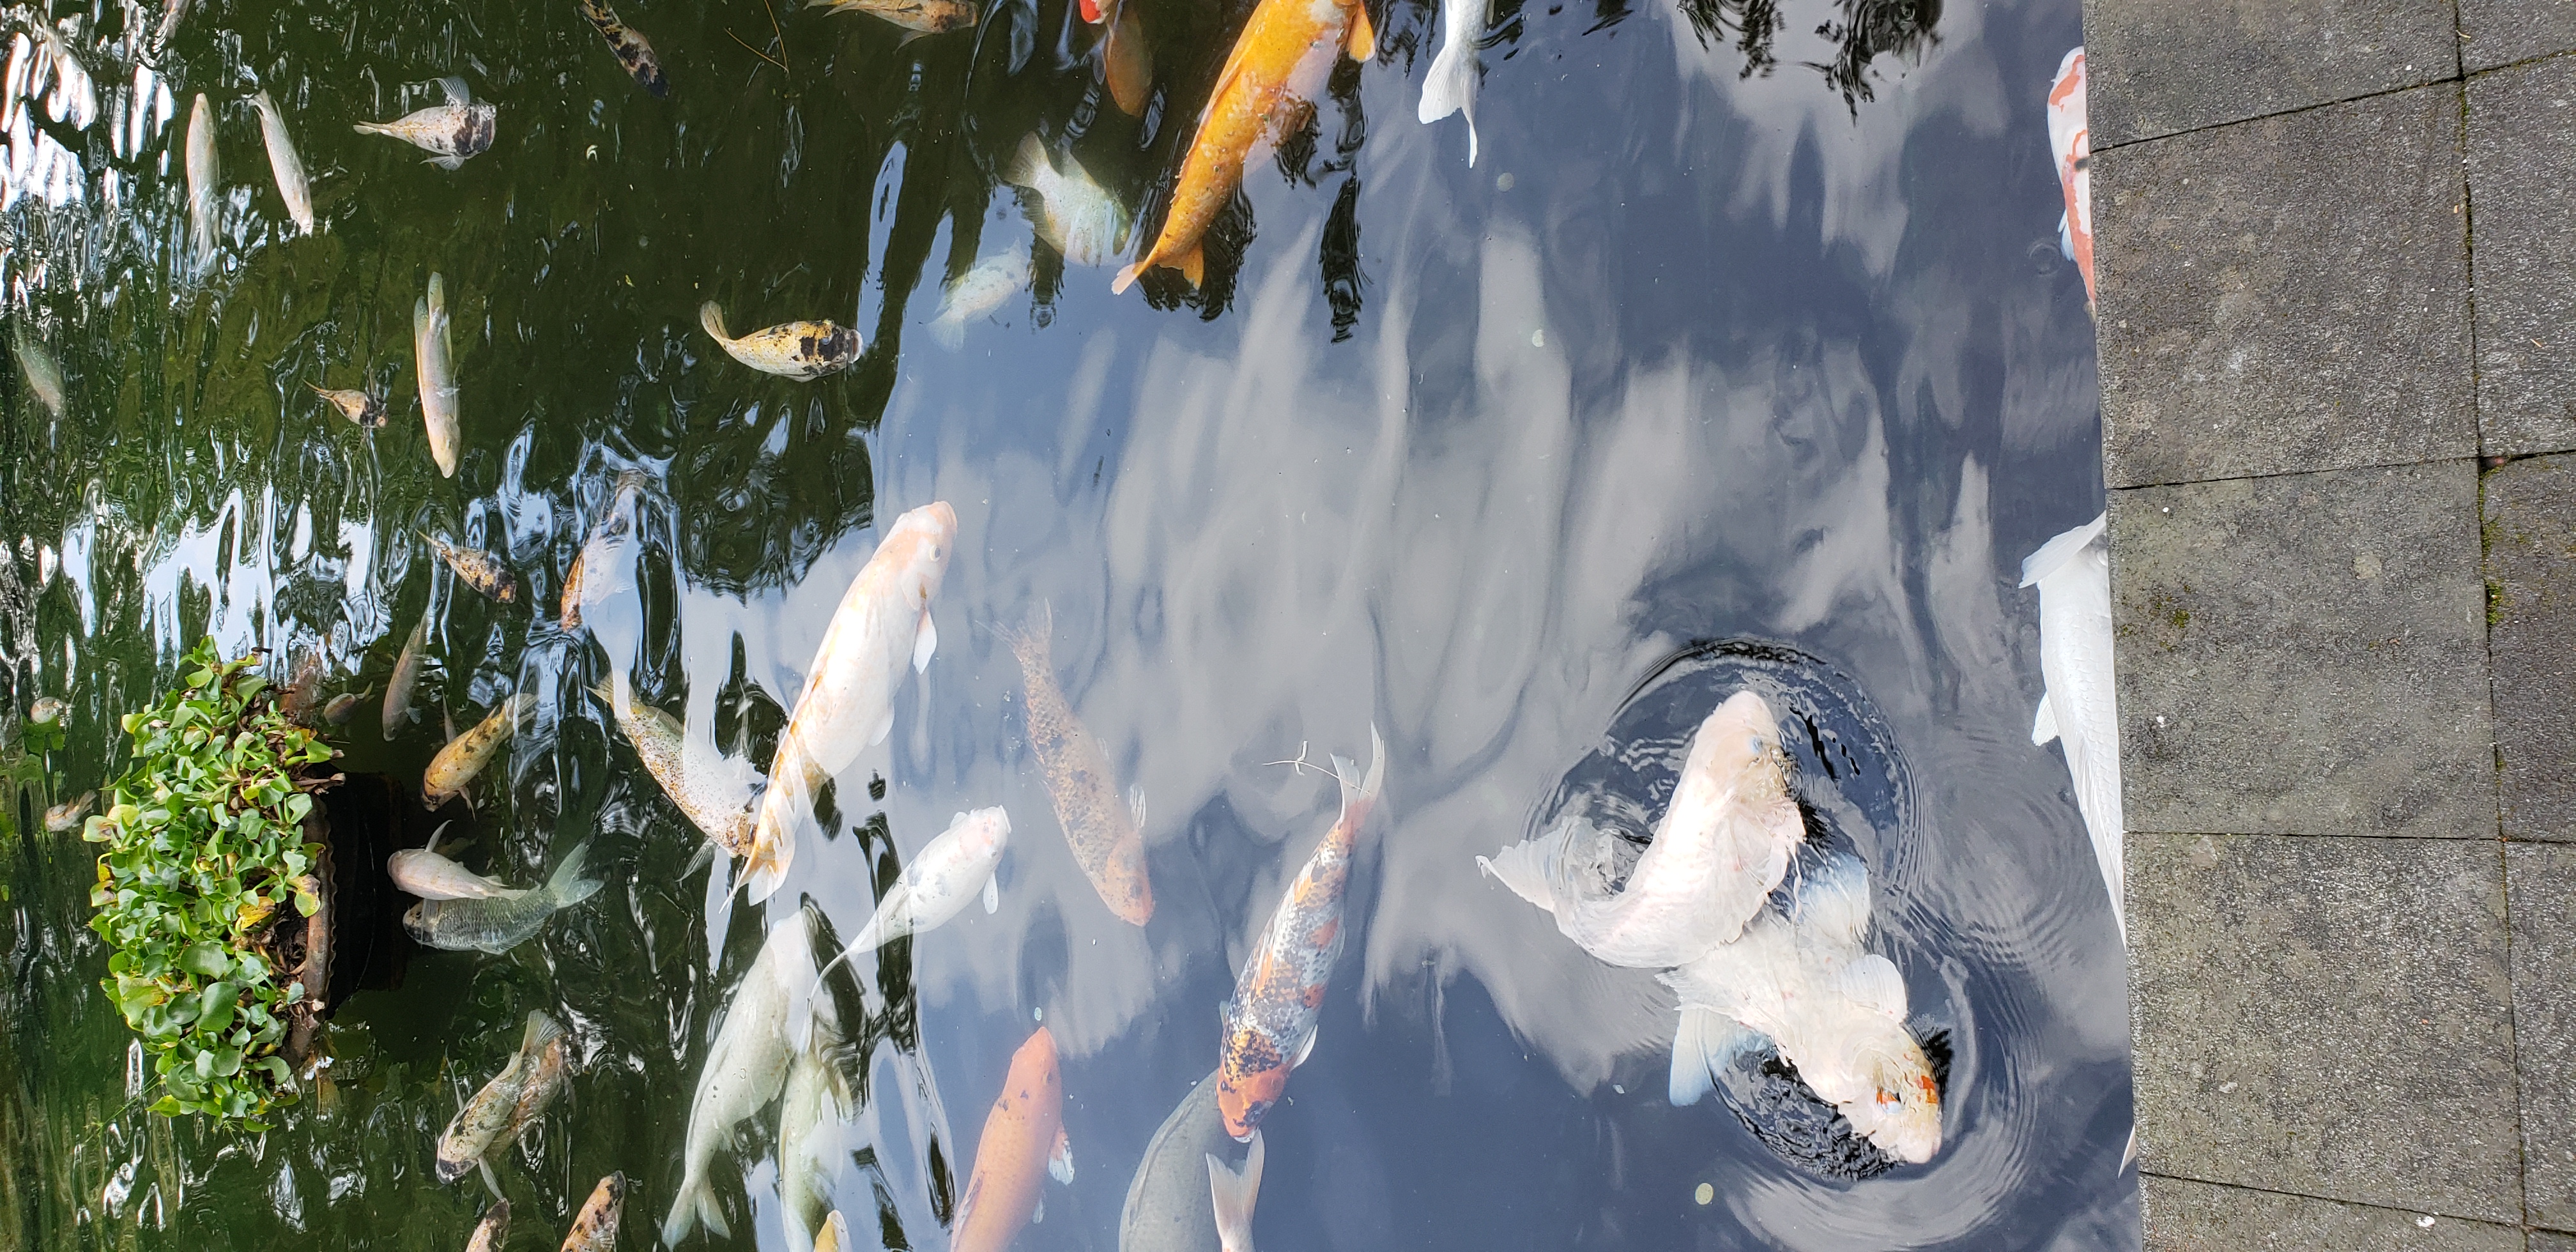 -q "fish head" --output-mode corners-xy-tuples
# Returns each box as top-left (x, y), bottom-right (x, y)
(1216, 1041), (1289, 1141)
(402, 899), (436, 941)
(1848, 1041), (1943, 1165)
(433, 1150), (477, 1184)
(958, 806), (1011, 859)
(1699, 690), (1790, 796)
(882, 501), (959, 609)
